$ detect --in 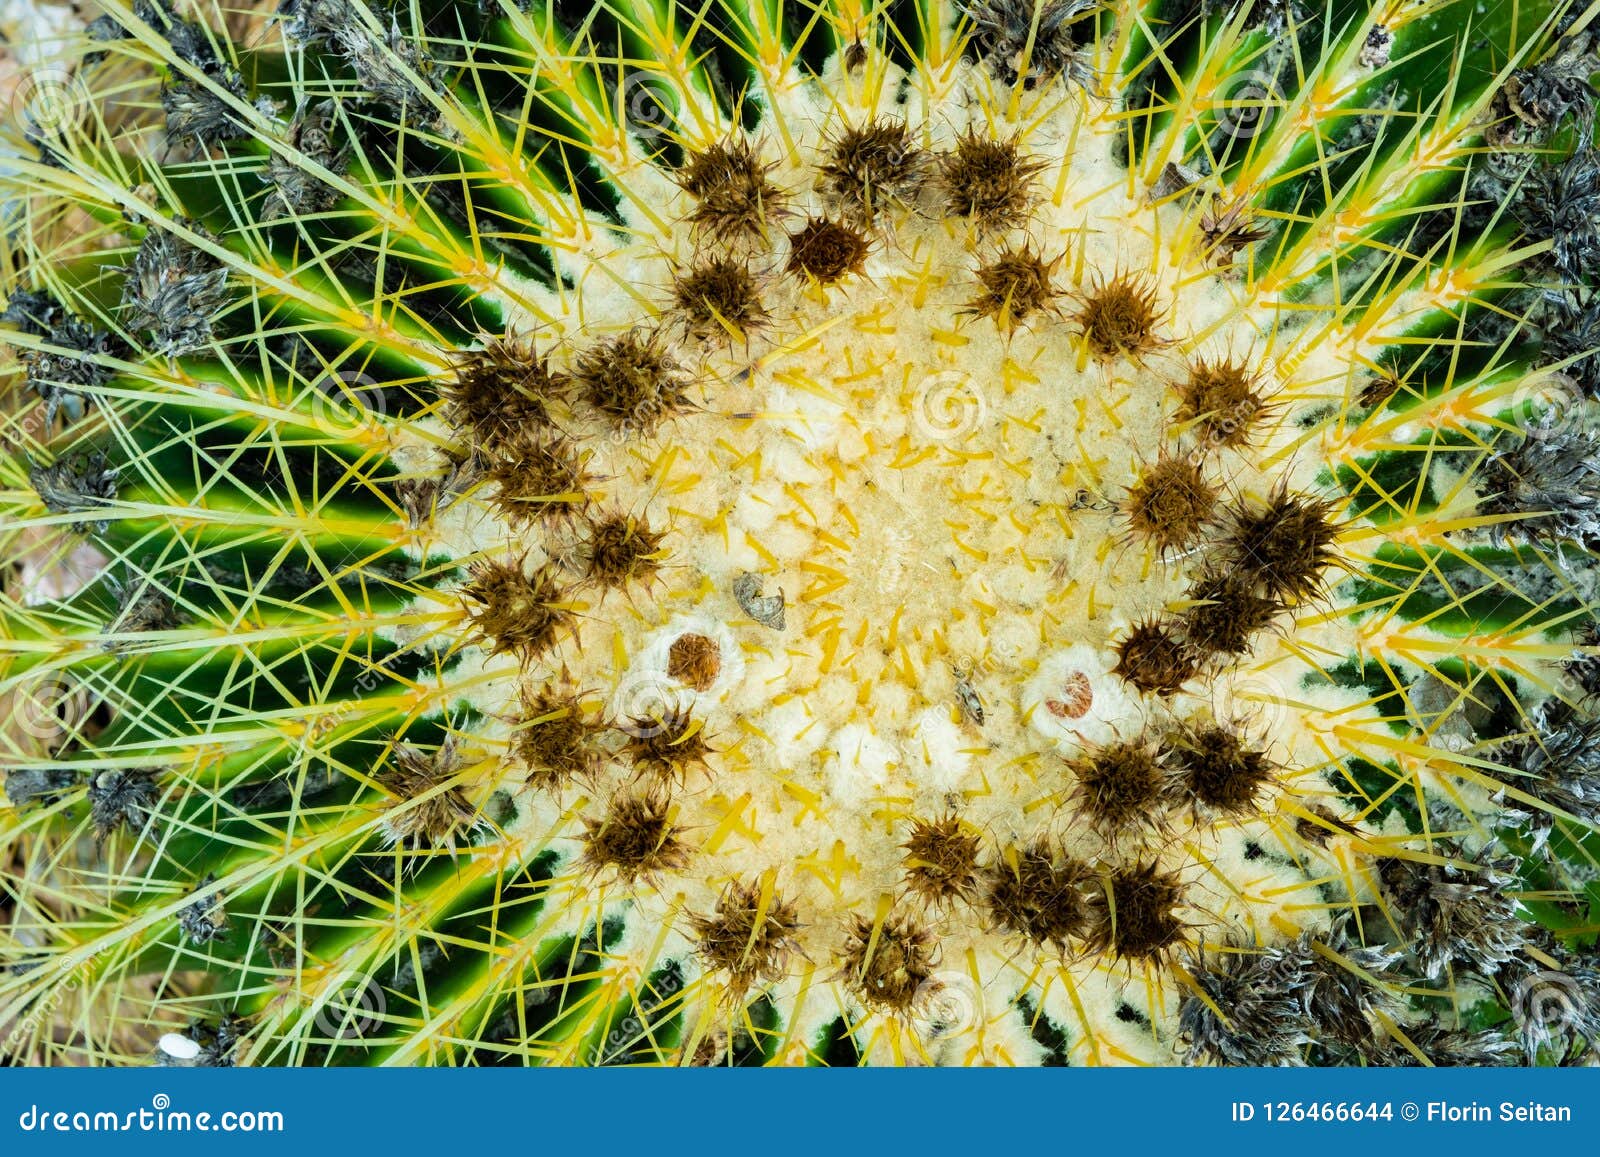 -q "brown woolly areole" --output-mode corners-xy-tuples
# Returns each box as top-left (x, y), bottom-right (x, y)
(667, 632), (723, 691)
